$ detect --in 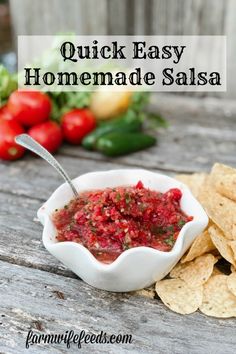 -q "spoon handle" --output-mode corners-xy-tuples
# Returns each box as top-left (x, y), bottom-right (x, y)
(15, 134), (78, 197)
